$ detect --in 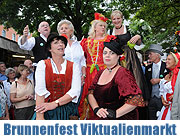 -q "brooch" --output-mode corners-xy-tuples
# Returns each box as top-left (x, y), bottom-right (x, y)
(40, 43), (44, 46)
(160, 74), (163, 78)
